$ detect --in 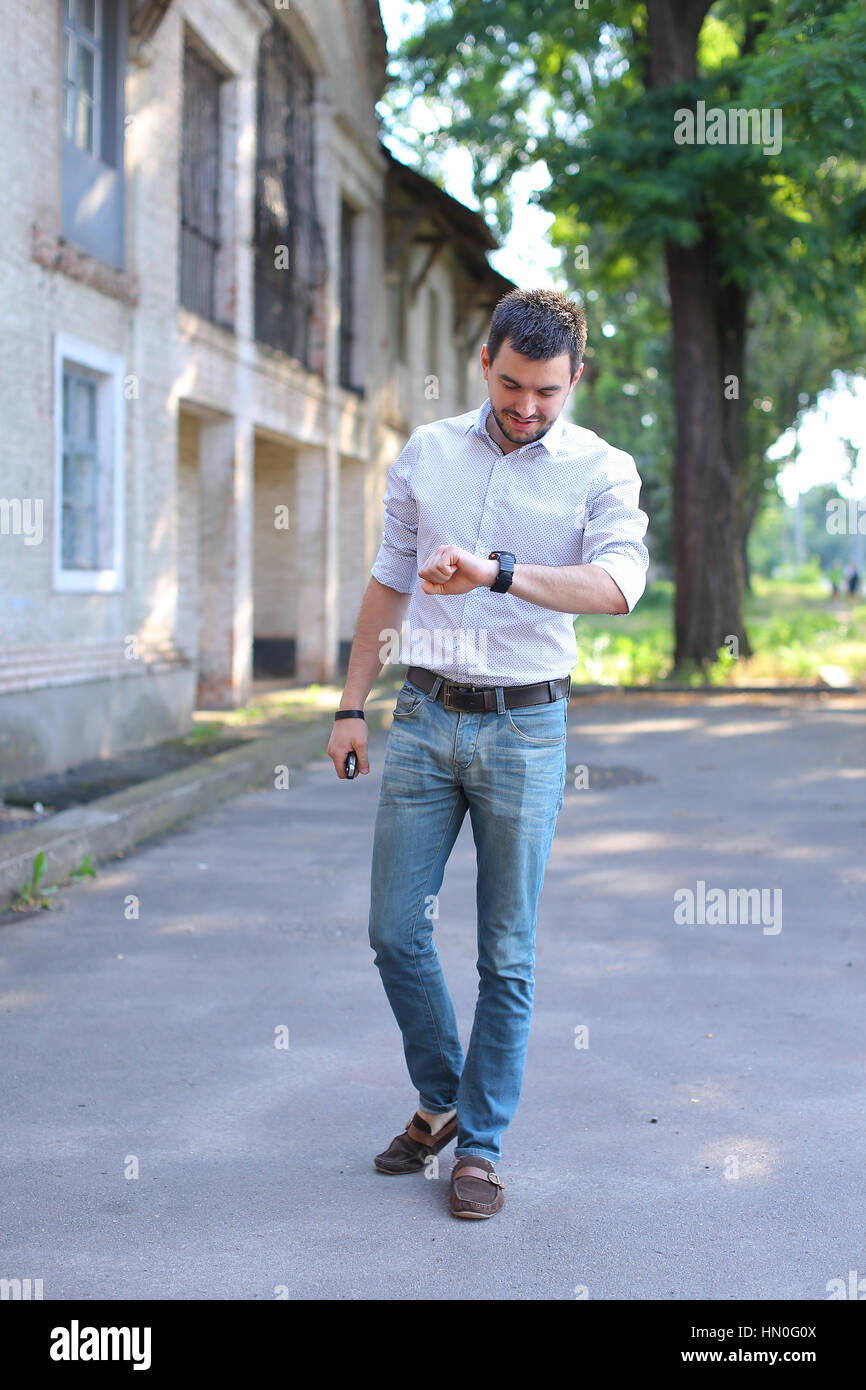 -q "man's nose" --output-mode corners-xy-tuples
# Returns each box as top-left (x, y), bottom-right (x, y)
(513, 394), (538, 417)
